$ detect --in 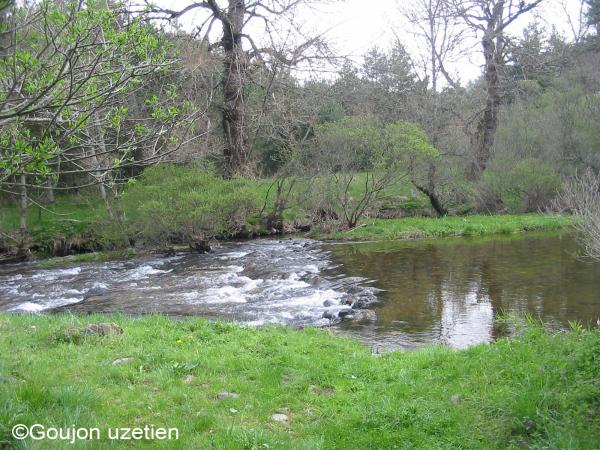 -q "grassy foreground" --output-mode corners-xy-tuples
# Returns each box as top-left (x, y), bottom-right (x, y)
(319, 213), (572, 241)
(0, 314), (598, 449)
